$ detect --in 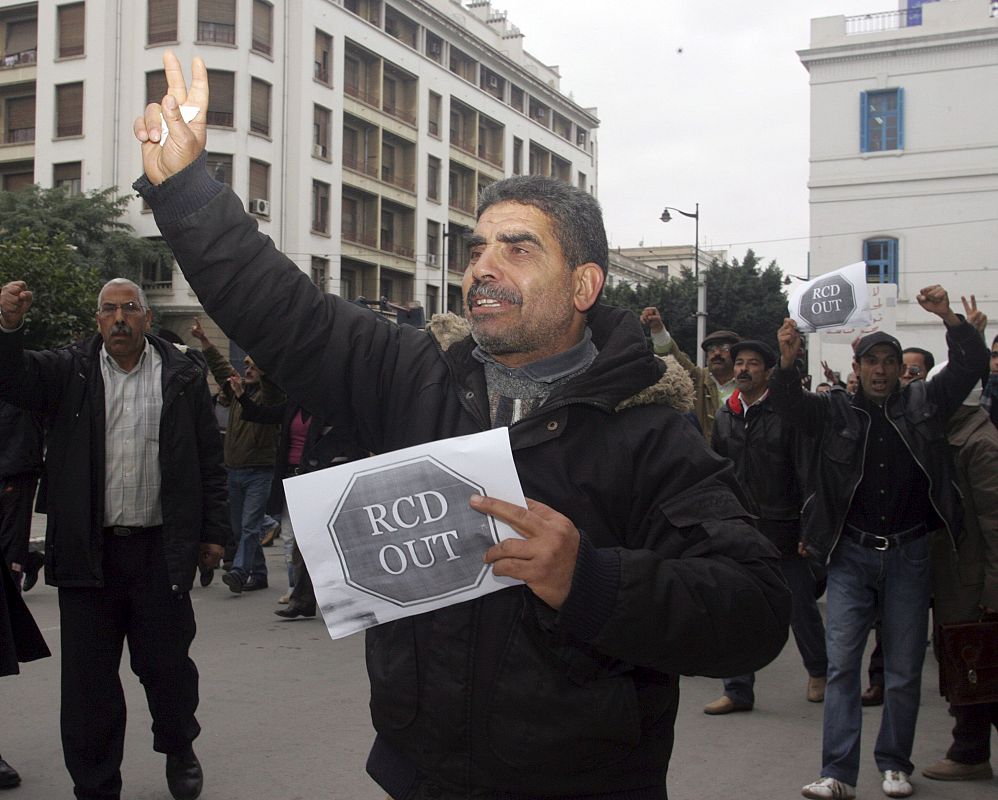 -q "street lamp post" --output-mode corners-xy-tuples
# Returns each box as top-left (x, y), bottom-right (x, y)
(660, 203), (706, 367)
